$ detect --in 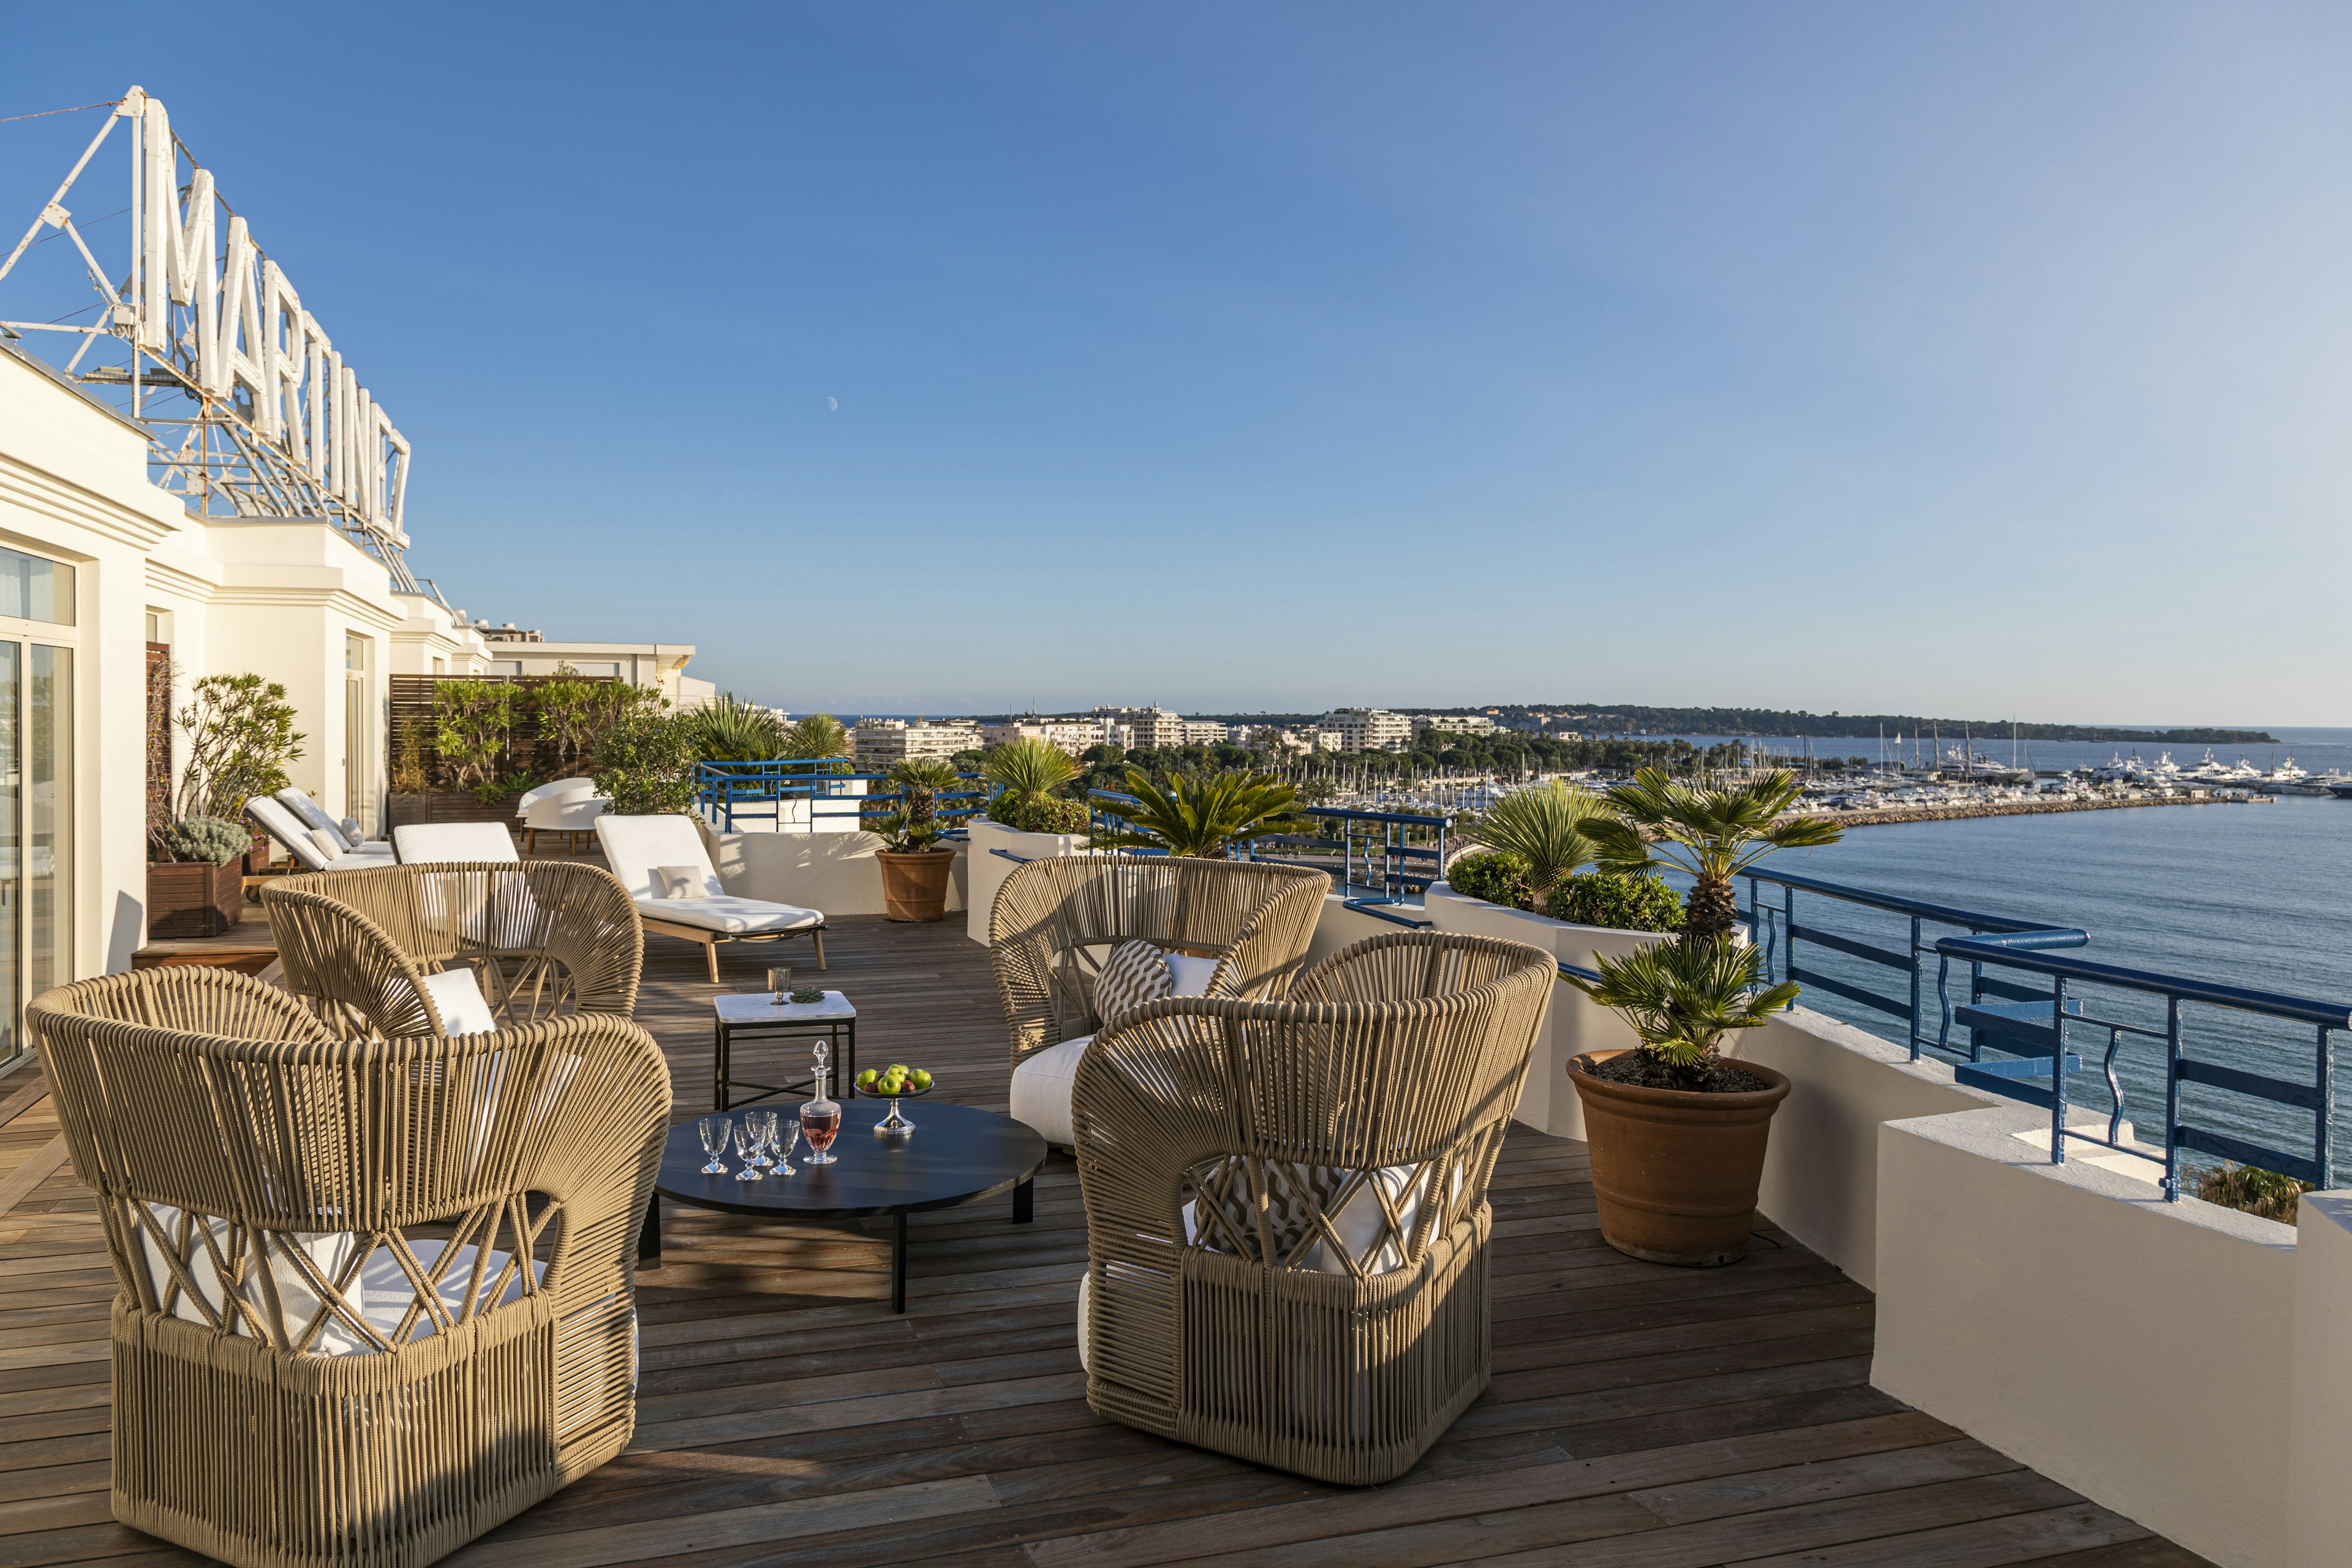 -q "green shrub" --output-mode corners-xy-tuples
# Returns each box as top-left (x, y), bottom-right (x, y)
(1447, 849), (1534, 910)
(531, 676), (605, 769)
(175, 673), (303, 821)
(1548, 871), (1685, 933)
(154, 814), (249, 866)
(990, 793), (1090, 835)
(432, 680), (514, 791)
(2193, 1163), (2312, 1223)
(593, 703), (701, 815)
